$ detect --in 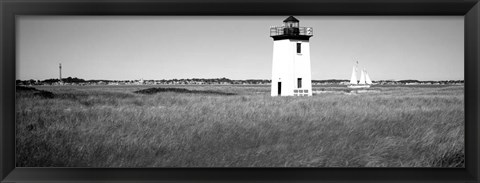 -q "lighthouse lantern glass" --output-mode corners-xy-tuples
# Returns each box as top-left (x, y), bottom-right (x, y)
(284, 22), (299, 28)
